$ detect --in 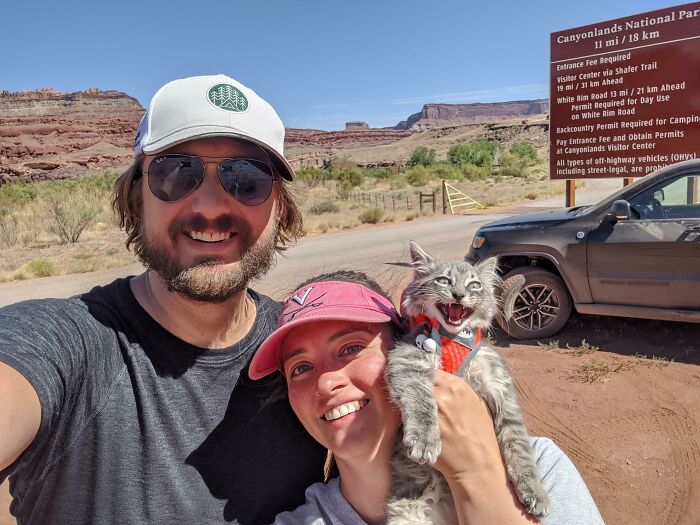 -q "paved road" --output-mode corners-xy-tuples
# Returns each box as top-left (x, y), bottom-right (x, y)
(0, 212), (515, 307)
